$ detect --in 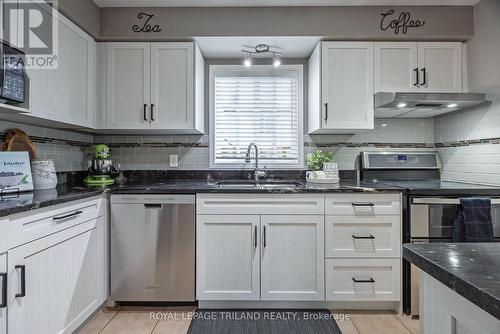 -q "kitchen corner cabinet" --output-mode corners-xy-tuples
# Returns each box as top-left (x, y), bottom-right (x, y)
(374, 42), (463, 93)
(27, 10), (96, 128)
(105, 42), (204, 133)
(308, 42), (374, 134)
